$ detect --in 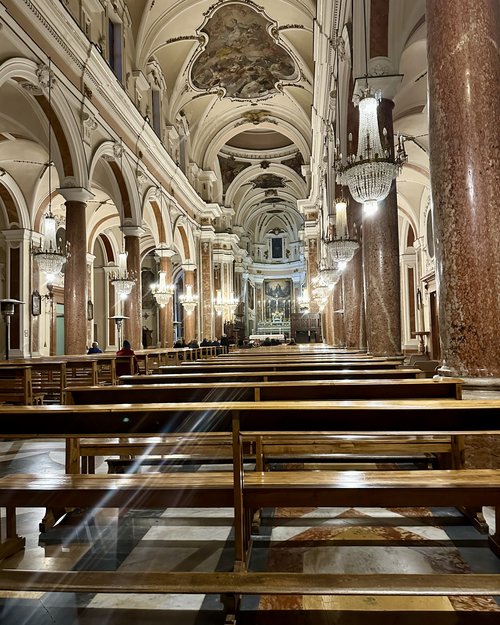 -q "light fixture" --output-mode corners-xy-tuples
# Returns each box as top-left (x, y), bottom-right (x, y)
(179, 284), (198, 315)
(326, 196), (359, 270)
(150, 186), (175, 307)
(213, 289), (238, 318)
(0, 299), (24, 360)
(109, 314), (128, 348)
(110, 250), (135, 297)
(337, 2), (406, 215)
(32, 58), (70, 276)
(151, 270), (175, 308)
